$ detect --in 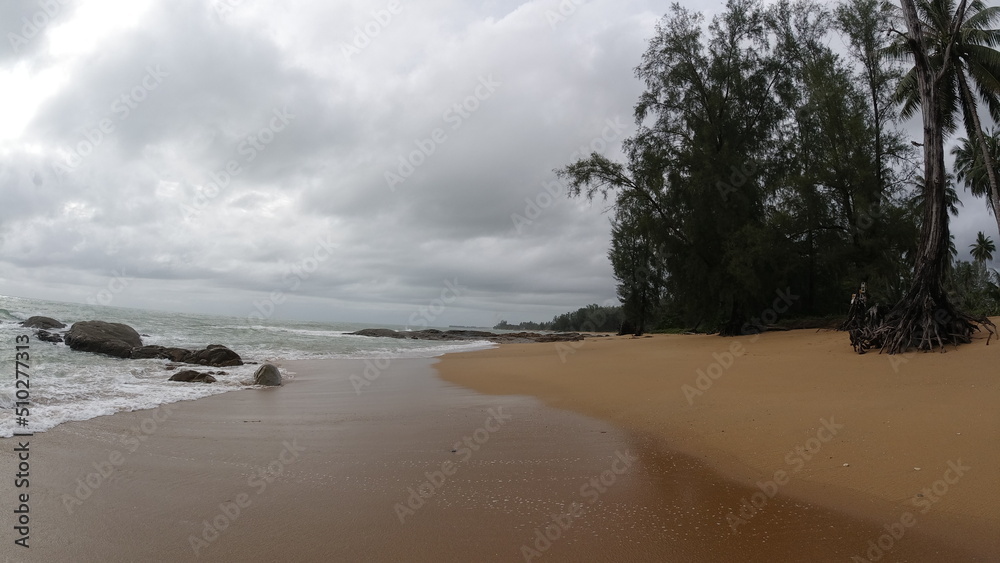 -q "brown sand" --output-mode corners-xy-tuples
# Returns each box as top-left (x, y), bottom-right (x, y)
(436, 326), (1000, 560)
(2, 327), (997, 562)
(0, 357), (888, 563)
